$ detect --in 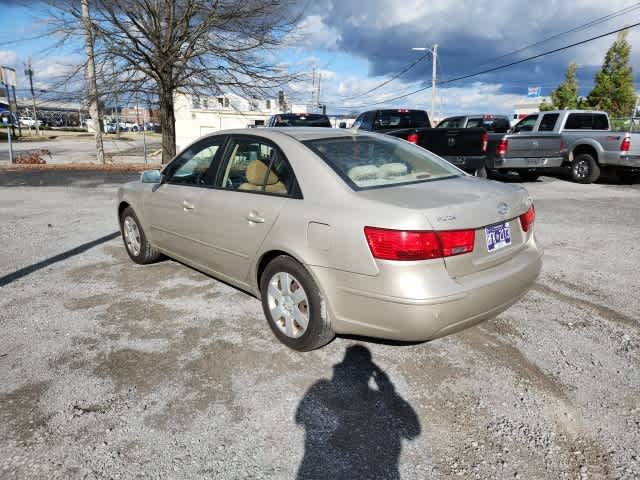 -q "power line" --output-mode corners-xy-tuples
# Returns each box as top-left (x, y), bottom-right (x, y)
(333, 4), (640, 109)
(336, 21), (640, 110)
(338, 49), (432, 101)
(469, 2), (640, 69)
